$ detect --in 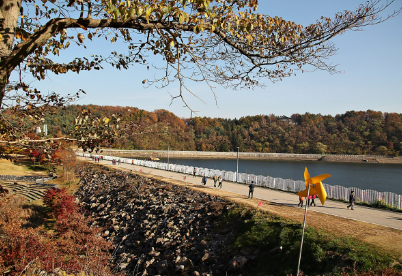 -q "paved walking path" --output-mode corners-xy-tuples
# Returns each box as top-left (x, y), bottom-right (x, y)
(83, 157), (402, 231)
